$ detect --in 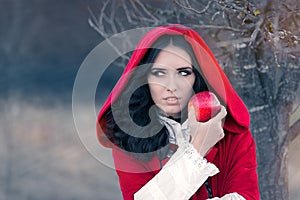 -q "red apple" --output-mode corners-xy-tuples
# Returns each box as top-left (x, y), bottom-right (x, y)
(188, 91), (221, 122)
